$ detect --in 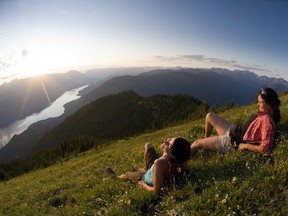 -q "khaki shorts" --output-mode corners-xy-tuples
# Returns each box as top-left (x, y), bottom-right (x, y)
(217, 126), (234, 153)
